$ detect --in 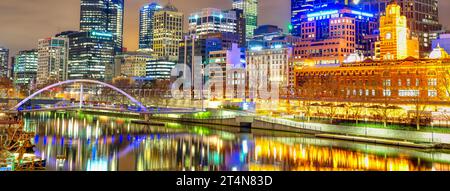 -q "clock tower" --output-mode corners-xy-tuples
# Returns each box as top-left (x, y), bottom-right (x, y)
(377, 2), (419, 60)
